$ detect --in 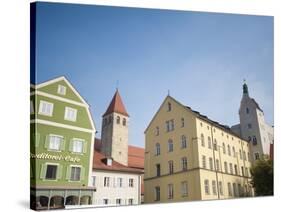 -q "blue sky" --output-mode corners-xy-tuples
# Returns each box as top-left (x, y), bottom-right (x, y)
(34, 2), (274, 147)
